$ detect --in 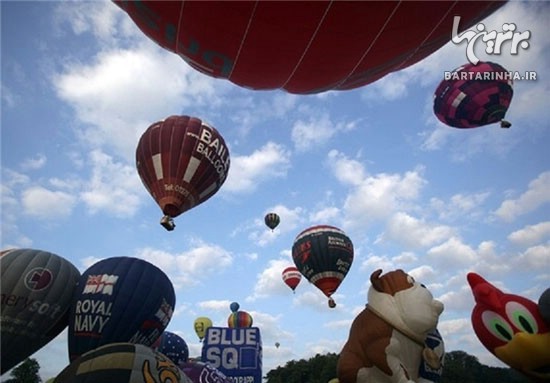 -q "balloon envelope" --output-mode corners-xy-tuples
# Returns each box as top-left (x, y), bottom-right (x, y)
(68, 257), (175, 361)
(1, 248), (80, 373)
(194, 316), (213, 341)
(282, 266), (302, 292)
(152, 331), (189, 368)
(227, 311), (253, 328)
(230, 301), (240, 312)
(264, 212), (280, 230)
(292, 225), (354, 303)
(180, 361), (231, 383)
(136, 115), (230, 225)
(54, 342), (192, 383)
(114, 1), (504, 94)
(433, 61), (513, 129)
